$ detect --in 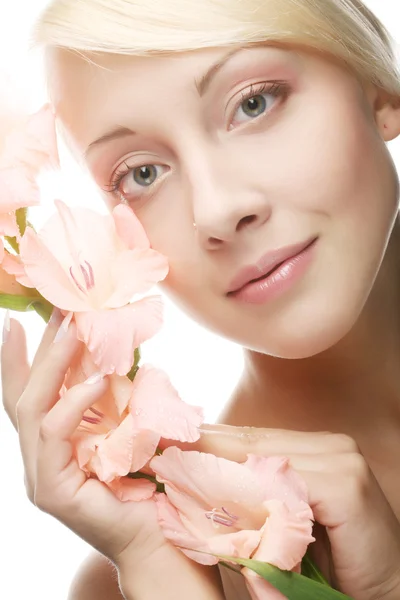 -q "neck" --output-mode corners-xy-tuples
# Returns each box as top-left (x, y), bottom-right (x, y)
(221, 217), (400, 449)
